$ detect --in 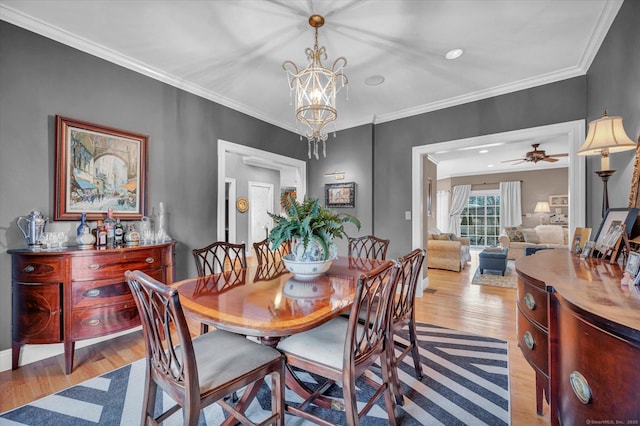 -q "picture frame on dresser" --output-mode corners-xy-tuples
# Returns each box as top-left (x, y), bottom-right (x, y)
(593, 208), (639, 260)
(625, 251), (640, 278)
(54, 115), (148, 221)
(580, 241), (594, 259)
